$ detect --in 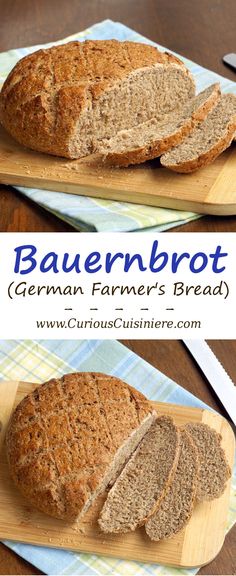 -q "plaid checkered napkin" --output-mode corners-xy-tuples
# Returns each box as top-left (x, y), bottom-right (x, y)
(0, 19), (235, 232)
(0, 339), (235, 575)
